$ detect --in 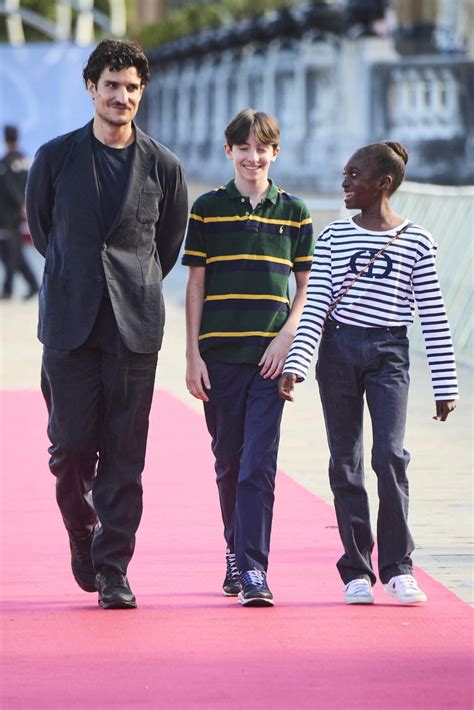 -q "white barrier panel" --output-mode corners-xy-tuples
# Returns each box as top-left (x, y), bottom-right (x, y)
(0, 43), (94, 158)
(392, 182), (473, 367)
